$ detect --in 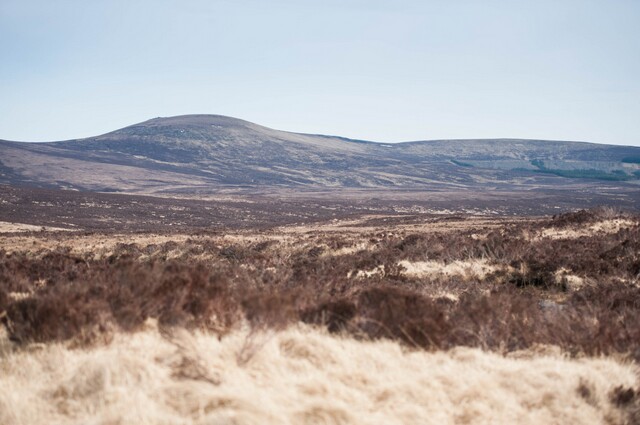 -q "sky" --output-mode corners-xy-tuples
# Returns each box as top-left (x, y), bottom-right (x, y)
(1, 0), (640, 146)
